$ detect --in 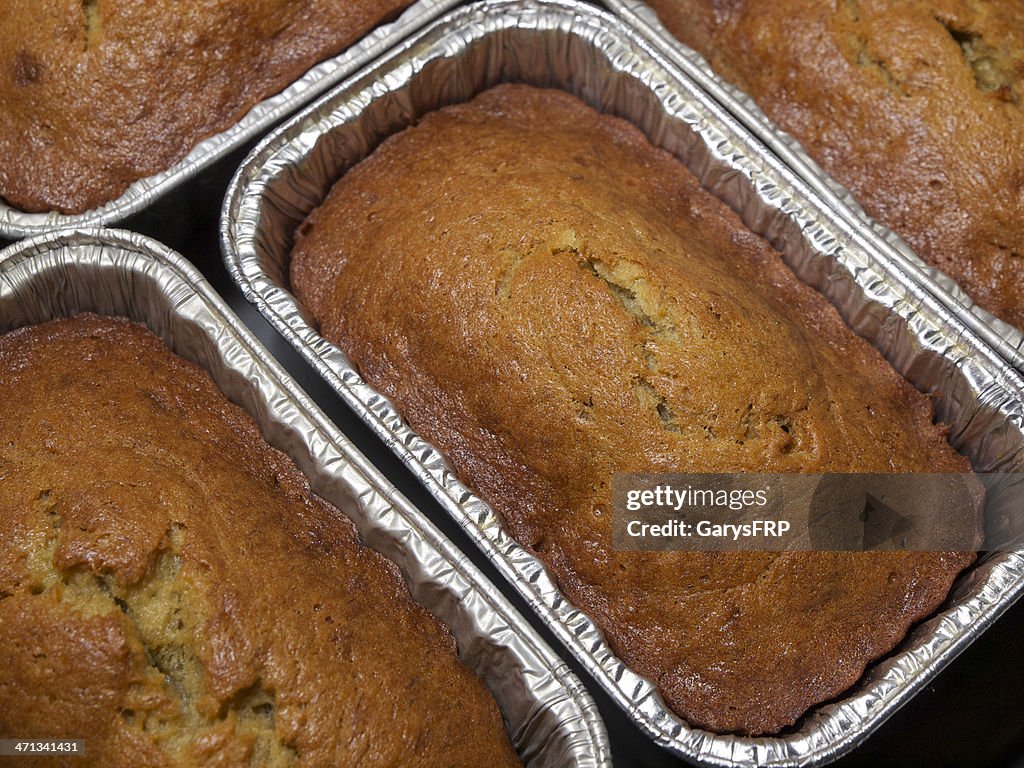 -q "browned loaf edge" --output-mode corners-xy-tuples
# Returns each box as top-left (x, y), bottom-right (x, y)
(643, 0), (1024, 328)
(290, 84), (983, 735)
(0, 0), (411, 214)
(0, 314), (520, 768)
